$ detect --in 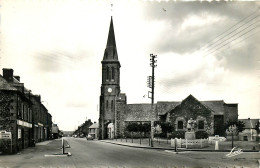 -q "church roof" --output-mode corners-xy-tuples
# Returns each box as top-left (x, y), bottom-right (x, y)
(125, 104), (157, 121)
(201, 101), (225, 113)
(156, 101), (181, 115)
(102, 17), (119, 63)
